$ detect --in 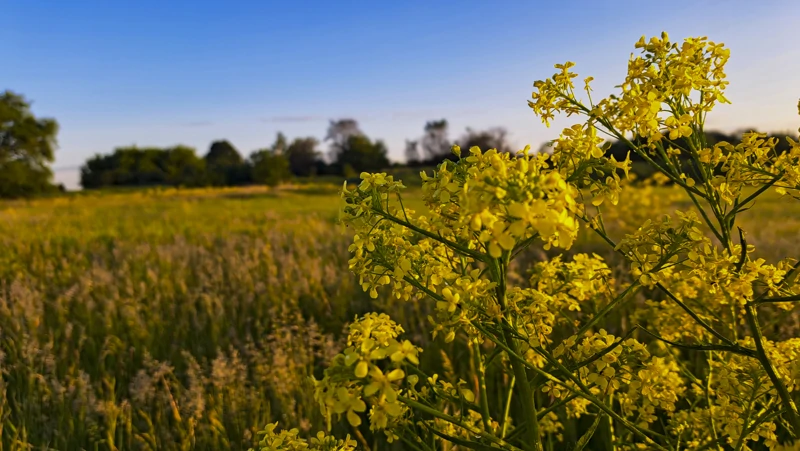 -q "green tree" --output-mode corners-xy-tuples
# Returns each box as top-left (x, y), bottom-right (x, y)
(272, 132), (288, 154)
(325, 119), (362, 152)
(404, 139), (420, 165)
(325, 119), (389, 174)
(0, 91), (59, 198)
(80, 146), (206, 189)
(204, 140), (249, 186)
(421, 119), (450, 160)
(162, 146), (207, 186)
(205, 140), (243, 166)
(285, 137), (319, 176)
(250, 149), (290, 187)
(335, 135), (390, 173)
